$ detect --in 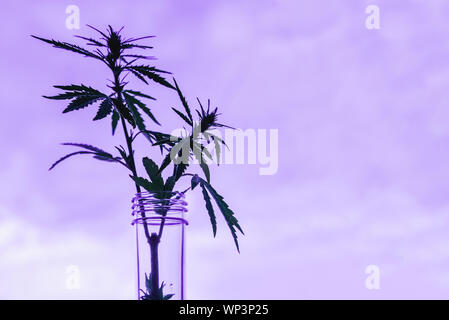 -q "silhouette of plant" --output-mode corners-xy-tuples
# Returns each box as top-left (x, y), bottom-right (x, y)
(33, 25), (243, 300)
